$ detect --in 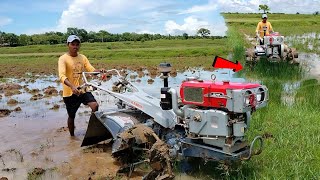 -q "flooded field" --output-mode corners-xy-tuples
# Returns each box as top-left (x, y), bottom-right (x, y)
(0, 68), (248, 180)
(1, 50), (320, 179)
